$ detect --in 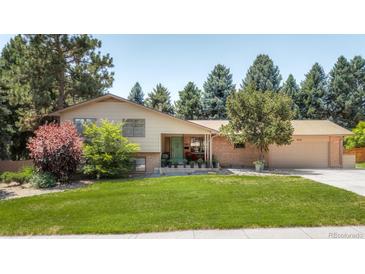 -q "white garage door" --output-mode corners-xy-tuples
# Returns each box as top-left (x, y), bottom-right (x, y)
(269, 139), (329, 168)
